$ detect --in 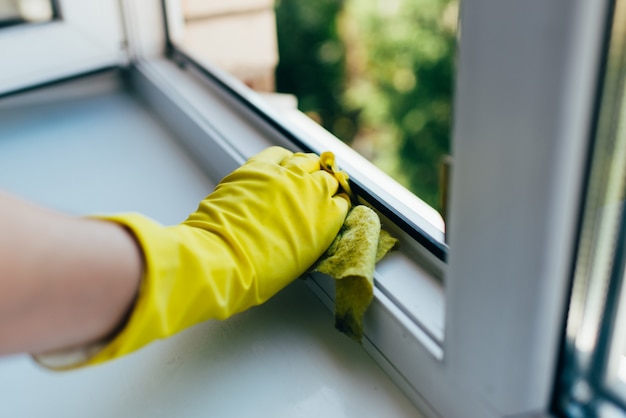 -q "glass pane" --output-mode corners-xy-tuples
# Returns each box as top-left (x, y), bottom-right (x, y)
(606, 261), (626, 398)
(557, 0), (626, 415)
(0, 0), (56, 28)
(174, 0), (457, 221)
(603, 208), (626, 408)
